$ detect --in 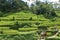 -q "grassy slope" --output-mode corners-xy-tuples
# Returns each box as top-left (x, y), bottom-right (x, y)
(0, 11), (47, 20)
(0, 11), (60, 40)
(0, 11), (60, 35)
(0, 11), (60, 27)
